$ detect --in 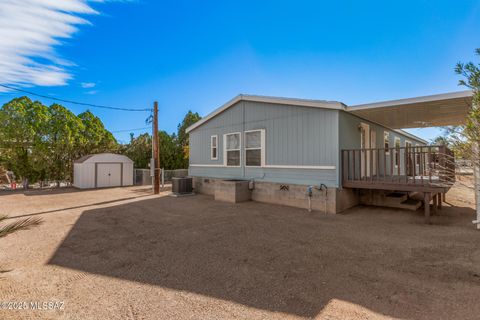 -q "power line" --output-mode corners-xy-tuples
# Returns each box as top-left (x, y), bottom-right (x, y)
(110, 126), (150, 133)
(0, 84), (151, 112)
